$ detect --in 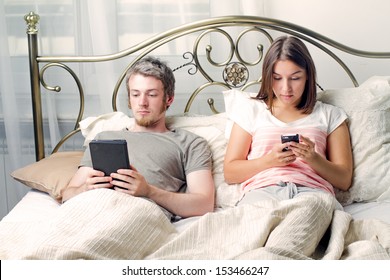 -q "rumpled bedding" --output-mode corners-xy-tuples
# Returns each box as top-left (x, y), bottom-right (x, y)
(0, 189), (388, 260)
